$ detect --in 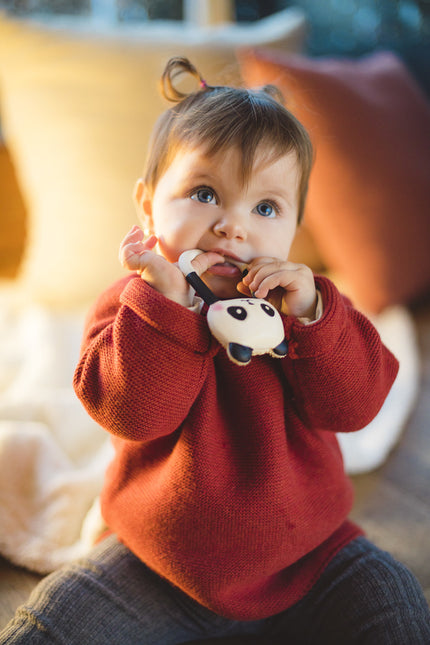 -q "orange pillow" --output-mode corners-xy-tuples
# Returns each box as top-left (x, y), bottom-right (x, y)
(239, 49), (430, 312)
